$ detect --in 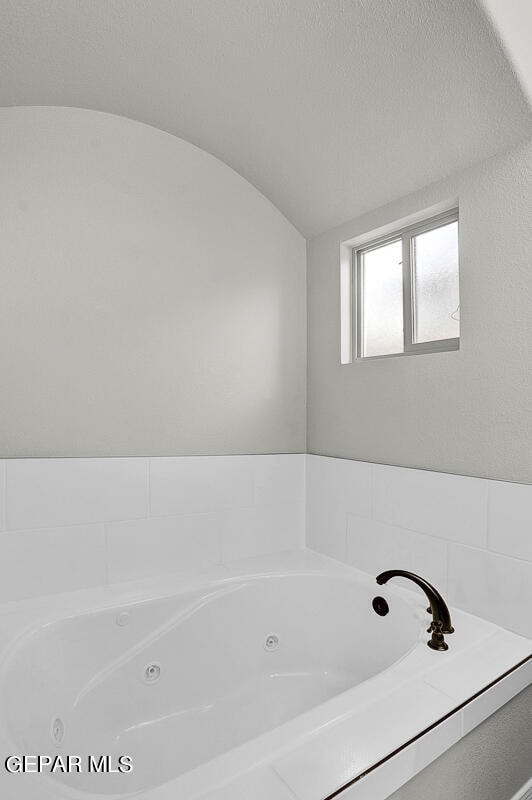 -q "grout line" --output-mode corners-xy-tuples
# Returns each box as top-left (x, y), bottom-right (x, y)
(216, 524), (224, 566)
(252, 458), (259, 507)
(444, 540), (532, 566)
(333, 517), (520, 567)
(305, 452), (532, 486)
(486, 478), (493, 552)
(3, 516), (151, 534)
(1, 503), (306, 536)
(323, 656), (532, 800)
(0, 452), (307, 460)
(273, 767), (300, 799)
(0, 461), (6, 532)
(483, 477), (490, 550)
(342, 511), (349, 563)
(103, 523), (110, 587)
(483, 546), (532, 565)
(392, 526), (532, 568)
(399, 525), (483, 554)
(302, 454), (307, 549)
(369, 461), (375, 520)
(147, 458), (152, 517)
(445, 541), (451, 597)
